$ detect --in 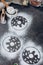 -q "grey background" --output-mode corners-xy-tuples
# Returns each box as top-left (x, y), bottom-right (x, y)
(0, 3), (43, 65)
